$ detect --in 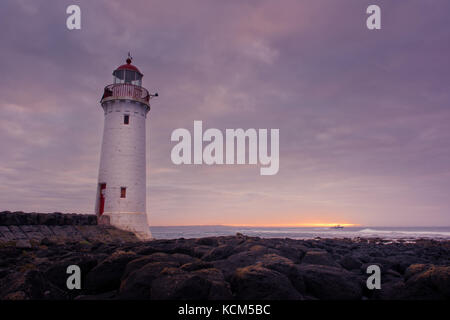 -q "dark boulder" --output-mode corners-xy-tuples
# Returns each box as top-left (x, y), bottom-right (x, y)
(339, 255), (362, 271)
(254, 254), (306, 293)
(122, 252), (197, 280)
(180, 261), (214, 272)
(203, 245), (235, 261)
(119, 261), (178, 299)
(213, 249), (269, 279)
(85, 251), (137, 293)
(195, 237), (219, 247)
(400, 264), (450, 299)
(0, 270), (47, 300)
(151, 267), (232, 300)
(302, 250), (340, 267)
(230, 265), (302, 300)
(268, 243), (308, 263)
(297, 264), (363, 300)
